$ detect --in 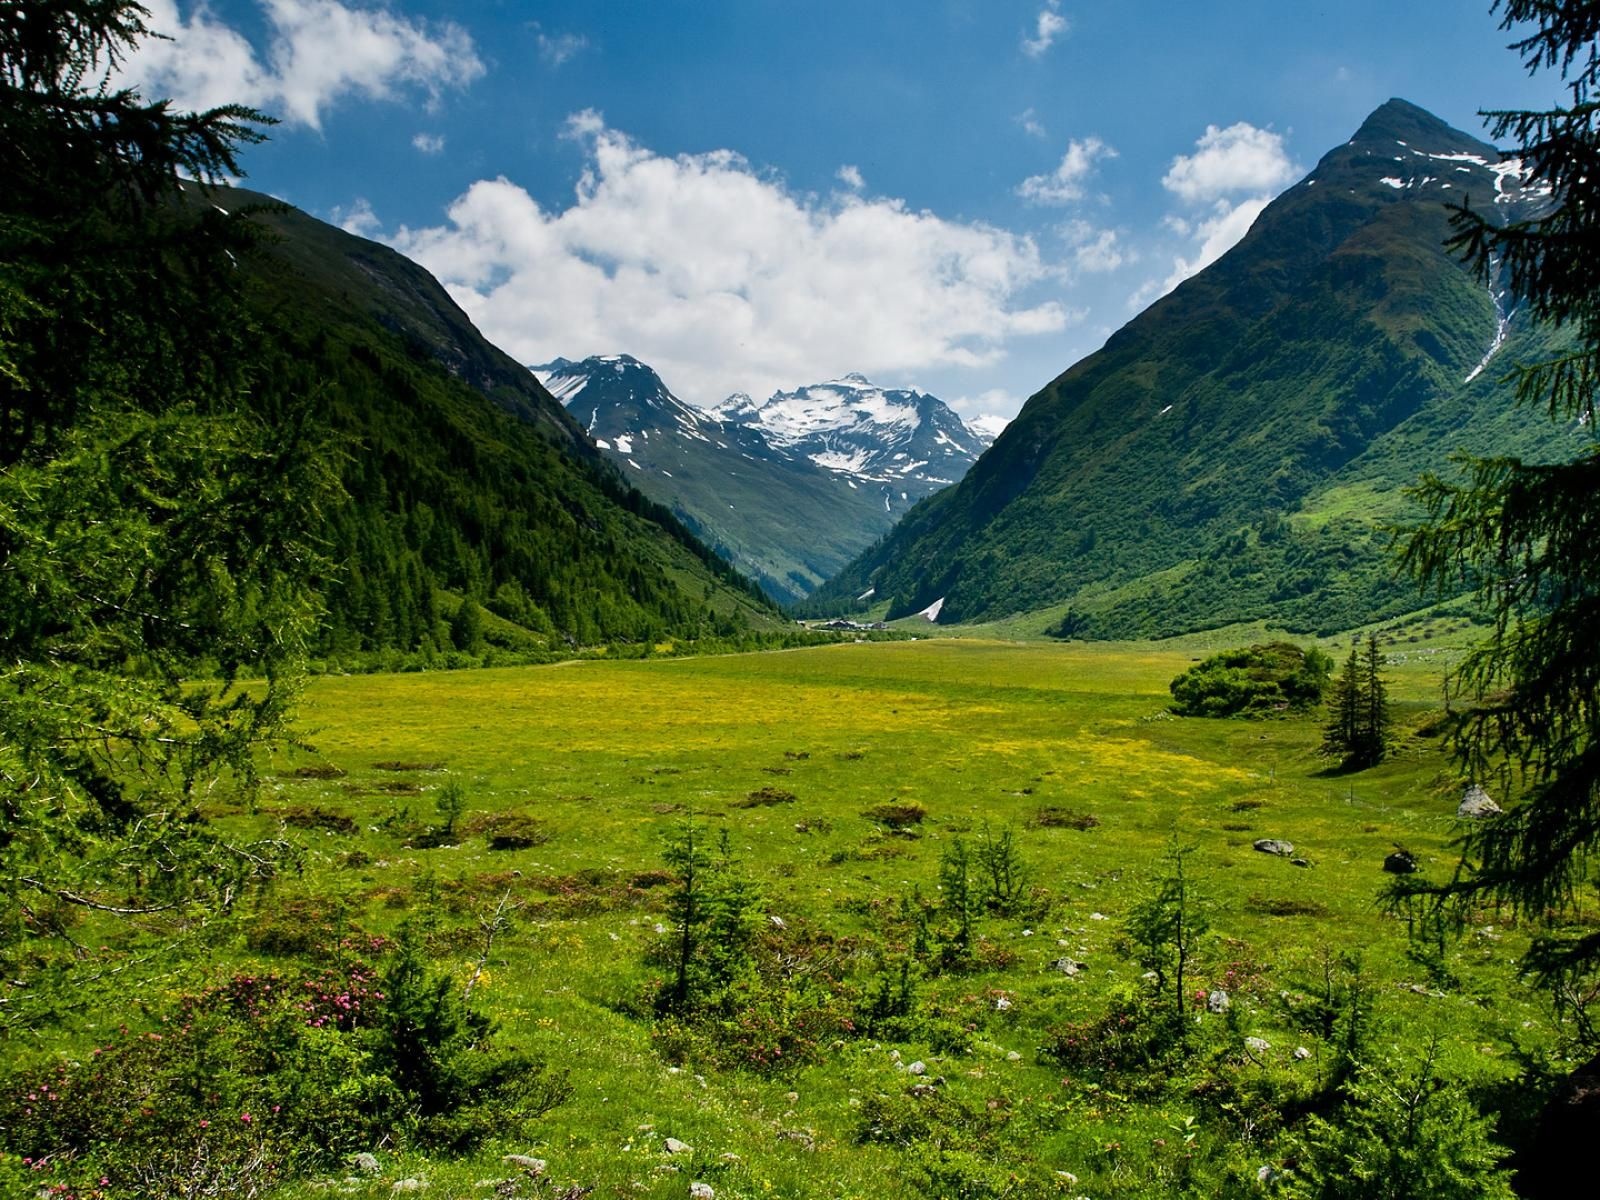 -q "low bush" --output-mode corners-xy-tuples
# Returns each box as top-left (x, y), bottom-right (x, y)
(734, 786), (797, 808)
(1168, 642), (1334, 717)
(865, 801), (928, 831)
(0, 931), (568, 1196)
